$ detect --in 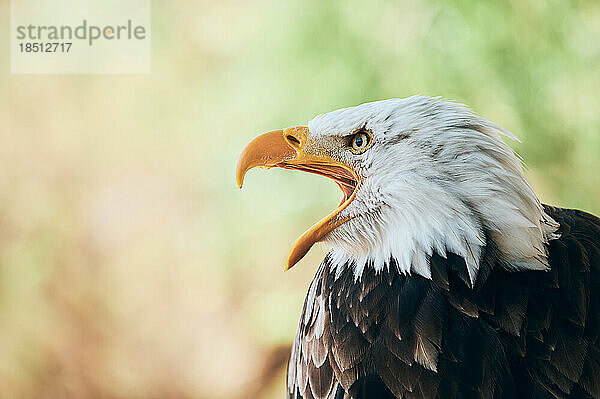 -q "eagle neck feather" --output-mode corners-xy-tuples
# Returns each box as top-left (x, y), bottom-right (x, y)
(321, 99), (561, 285)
